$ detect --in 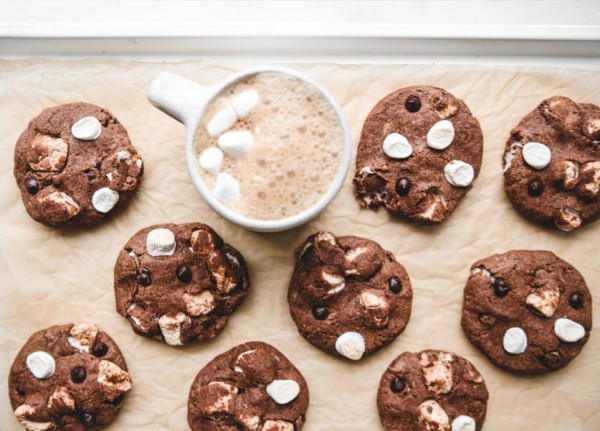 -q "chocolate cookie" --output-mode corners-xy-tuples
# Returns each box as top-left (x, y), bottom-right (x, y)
(503, 96), (600, 231)
(377, 350), (488, 431)
(13, 102), (143, 228)
(354, 86), (483, 223)
(8, 323), (132, 431)
(114, 223), (250, 346)
(287, 232), (412, 361)
(188, 341), (309, 431)
(462, 250), (592, 374)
